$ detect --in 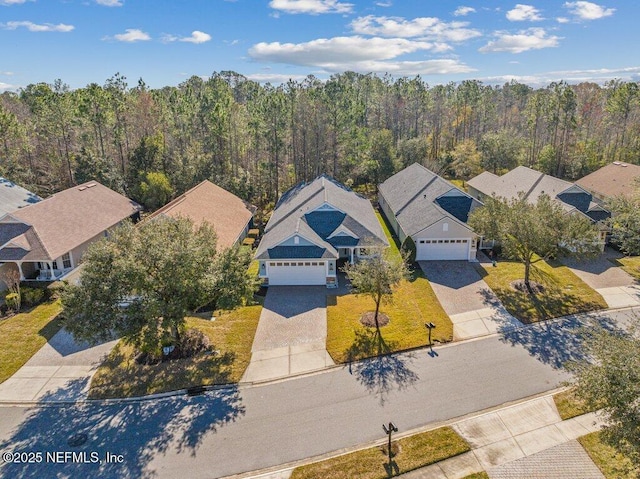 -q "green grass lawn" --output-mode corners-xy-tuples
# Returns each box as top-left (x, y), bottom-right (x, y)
(326, 212), (451, 363)
(579, 432), (638, 479)
(553, 389), (593, 420)
(0, 301), (63, 384)
(291, 426), (469, 479)
(614, 256), (640, 281)
(88, 302), (262, 399)
(376, 211), (402, 261)
(462, 473), (489, 479)
(475, 258), (607, 323)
